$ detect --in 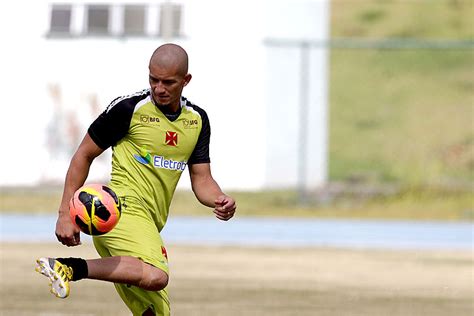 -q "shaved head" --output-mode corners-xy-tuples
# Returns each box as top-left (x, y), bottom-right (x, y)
(149, 43), (189, 77)
(148, 43), (192, 111)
